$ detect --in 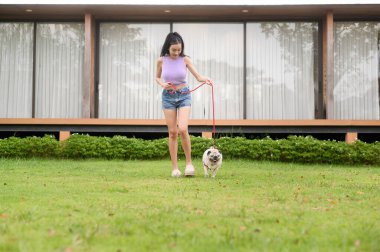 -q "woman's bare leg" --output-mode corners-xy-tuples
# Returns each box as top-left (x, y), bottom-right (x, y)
(178, 106), (192, 165)
(163, 109), (179, 170)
